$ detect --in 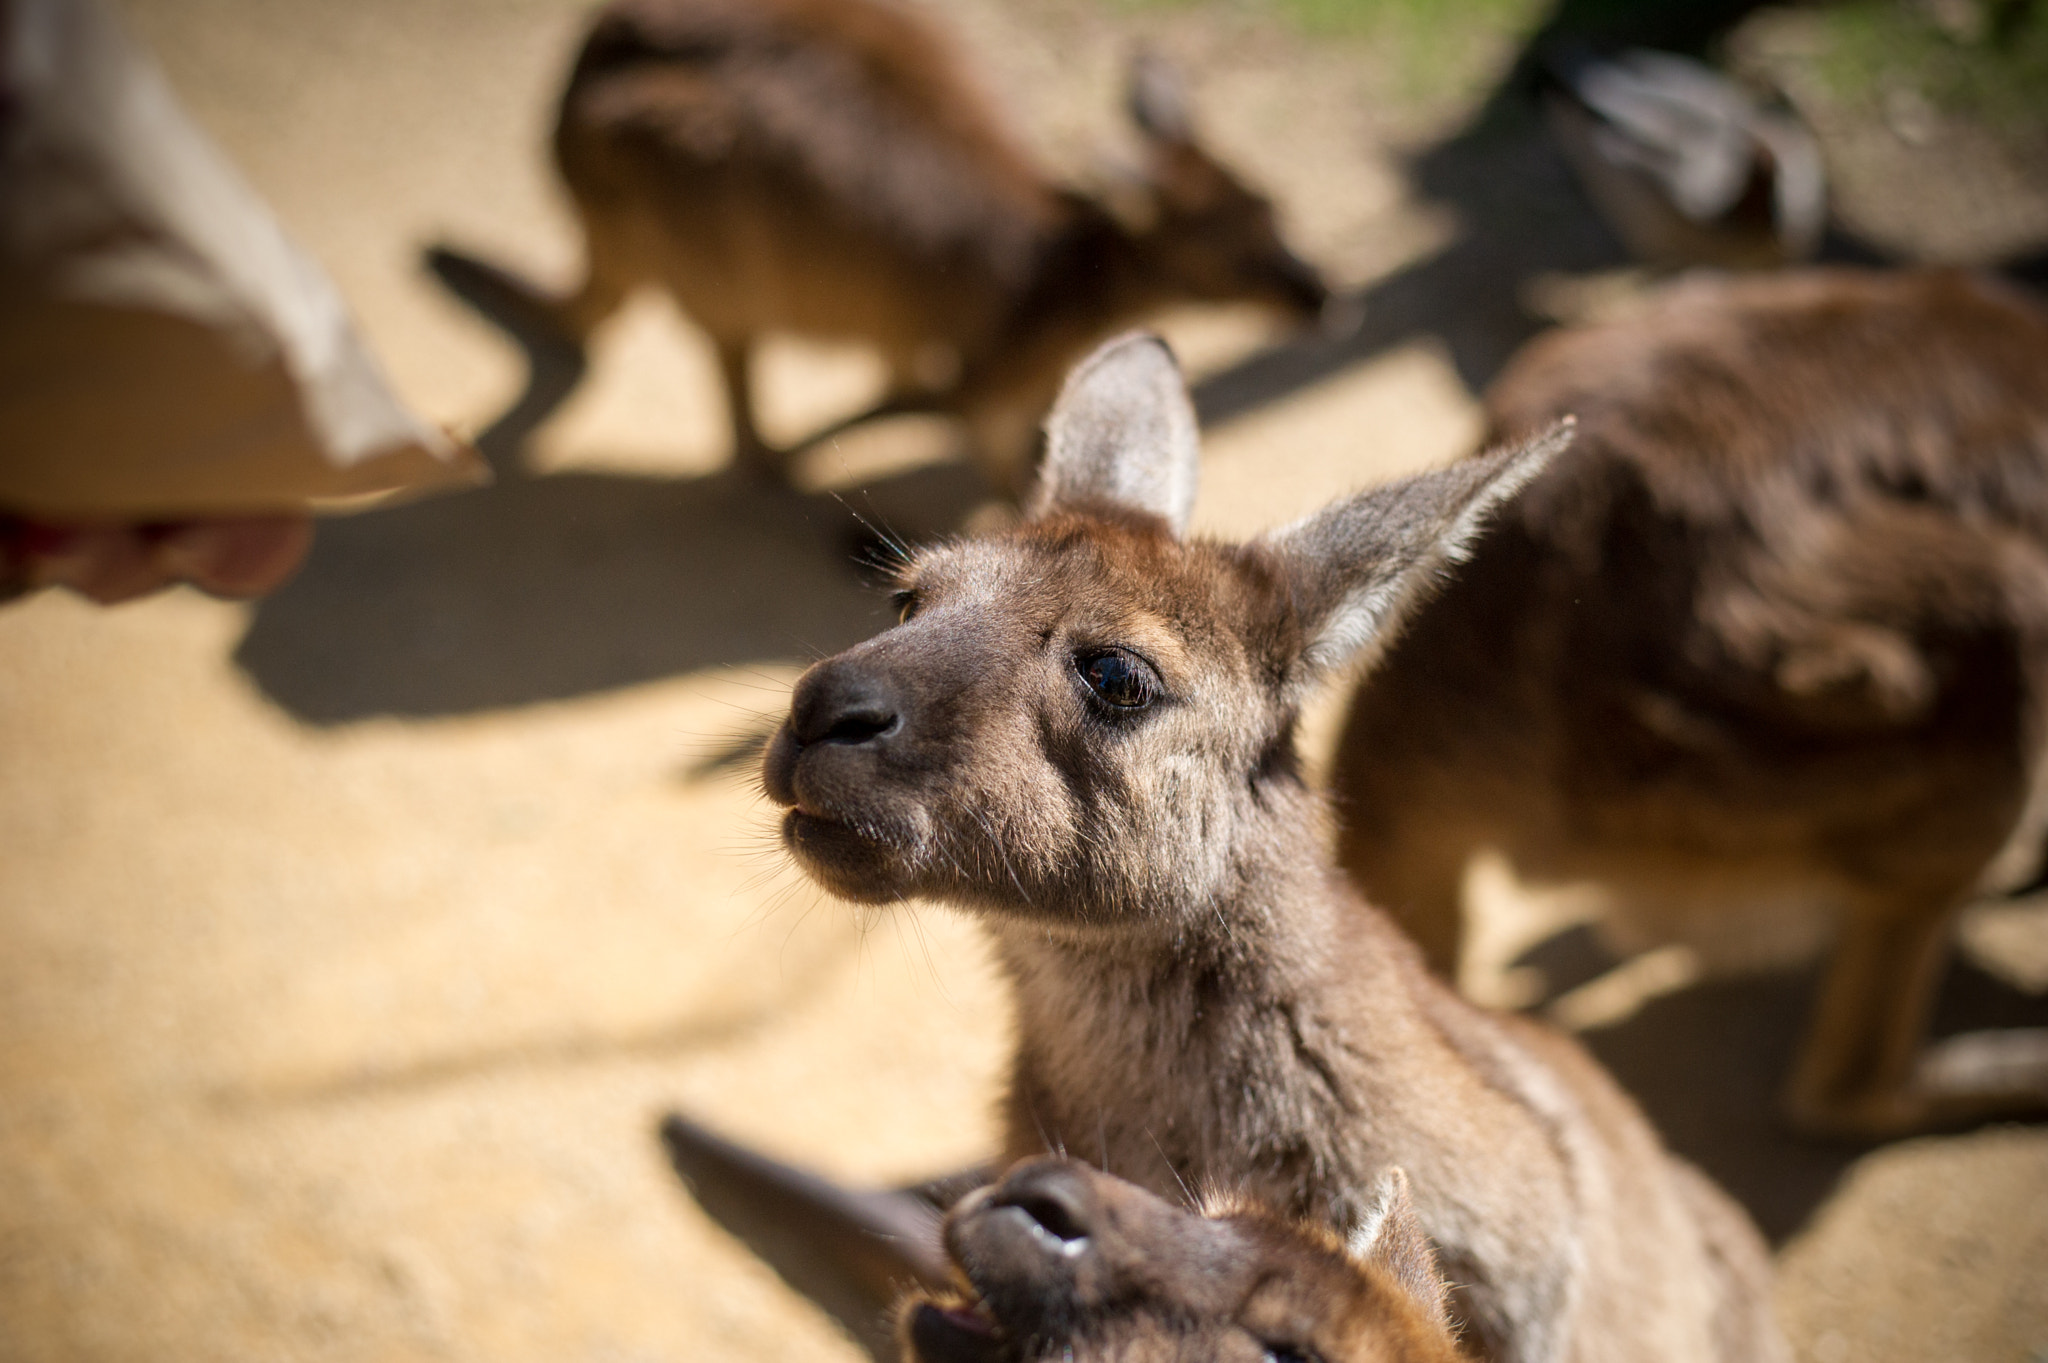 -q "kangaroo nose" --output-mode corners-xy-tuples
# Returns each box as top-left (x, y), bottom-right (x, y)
(1268, 249), (1330, 320)
(789, 661), (903, 748)
(992, 1160), (1098, 1249)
